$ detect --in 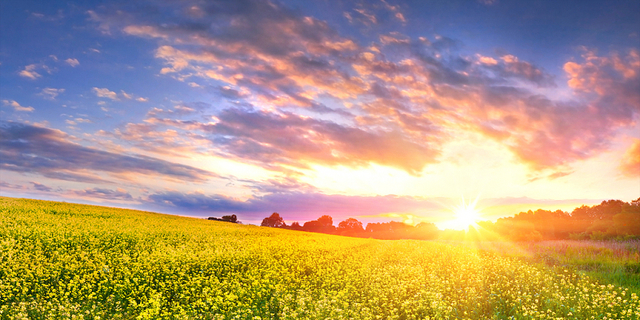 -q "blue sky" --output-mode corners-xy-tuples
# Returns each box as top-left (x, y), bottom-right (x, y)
(1, 0), (639, 228)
